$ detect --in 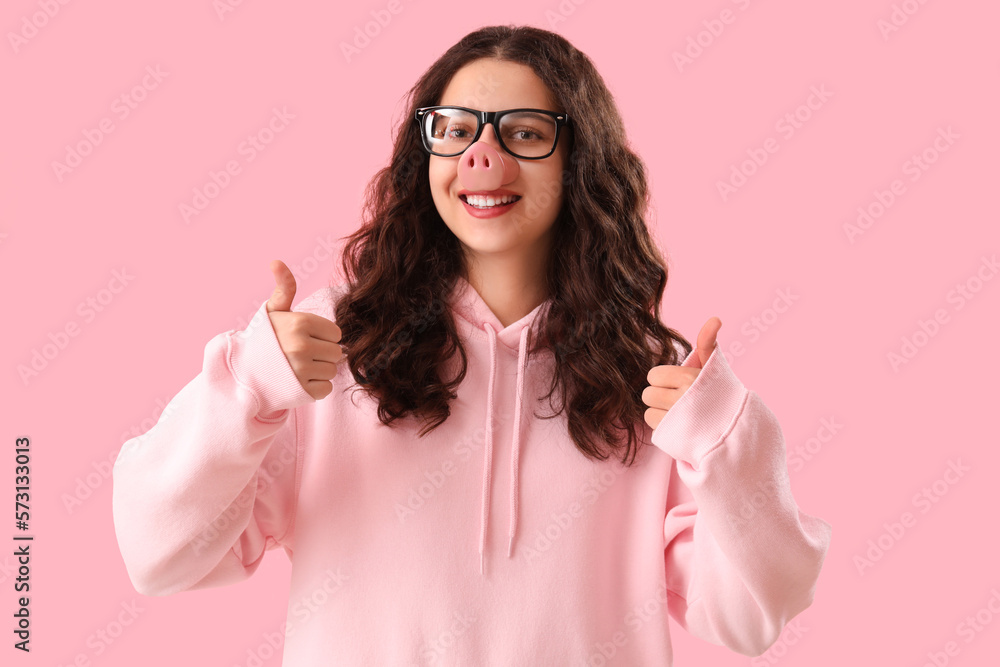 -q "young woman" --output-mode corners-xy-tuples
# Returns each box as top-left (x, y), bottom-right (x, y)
(113, 25), (831, 665)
